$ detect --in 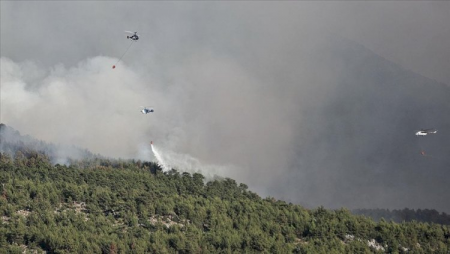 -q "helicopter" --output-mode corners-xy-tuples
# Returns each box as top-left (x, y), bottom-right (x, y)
(125, 31), (139, 41)
(415, 129), (437, 136)
(141, 107), (154, 114)
(112, 31), (139, 69)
